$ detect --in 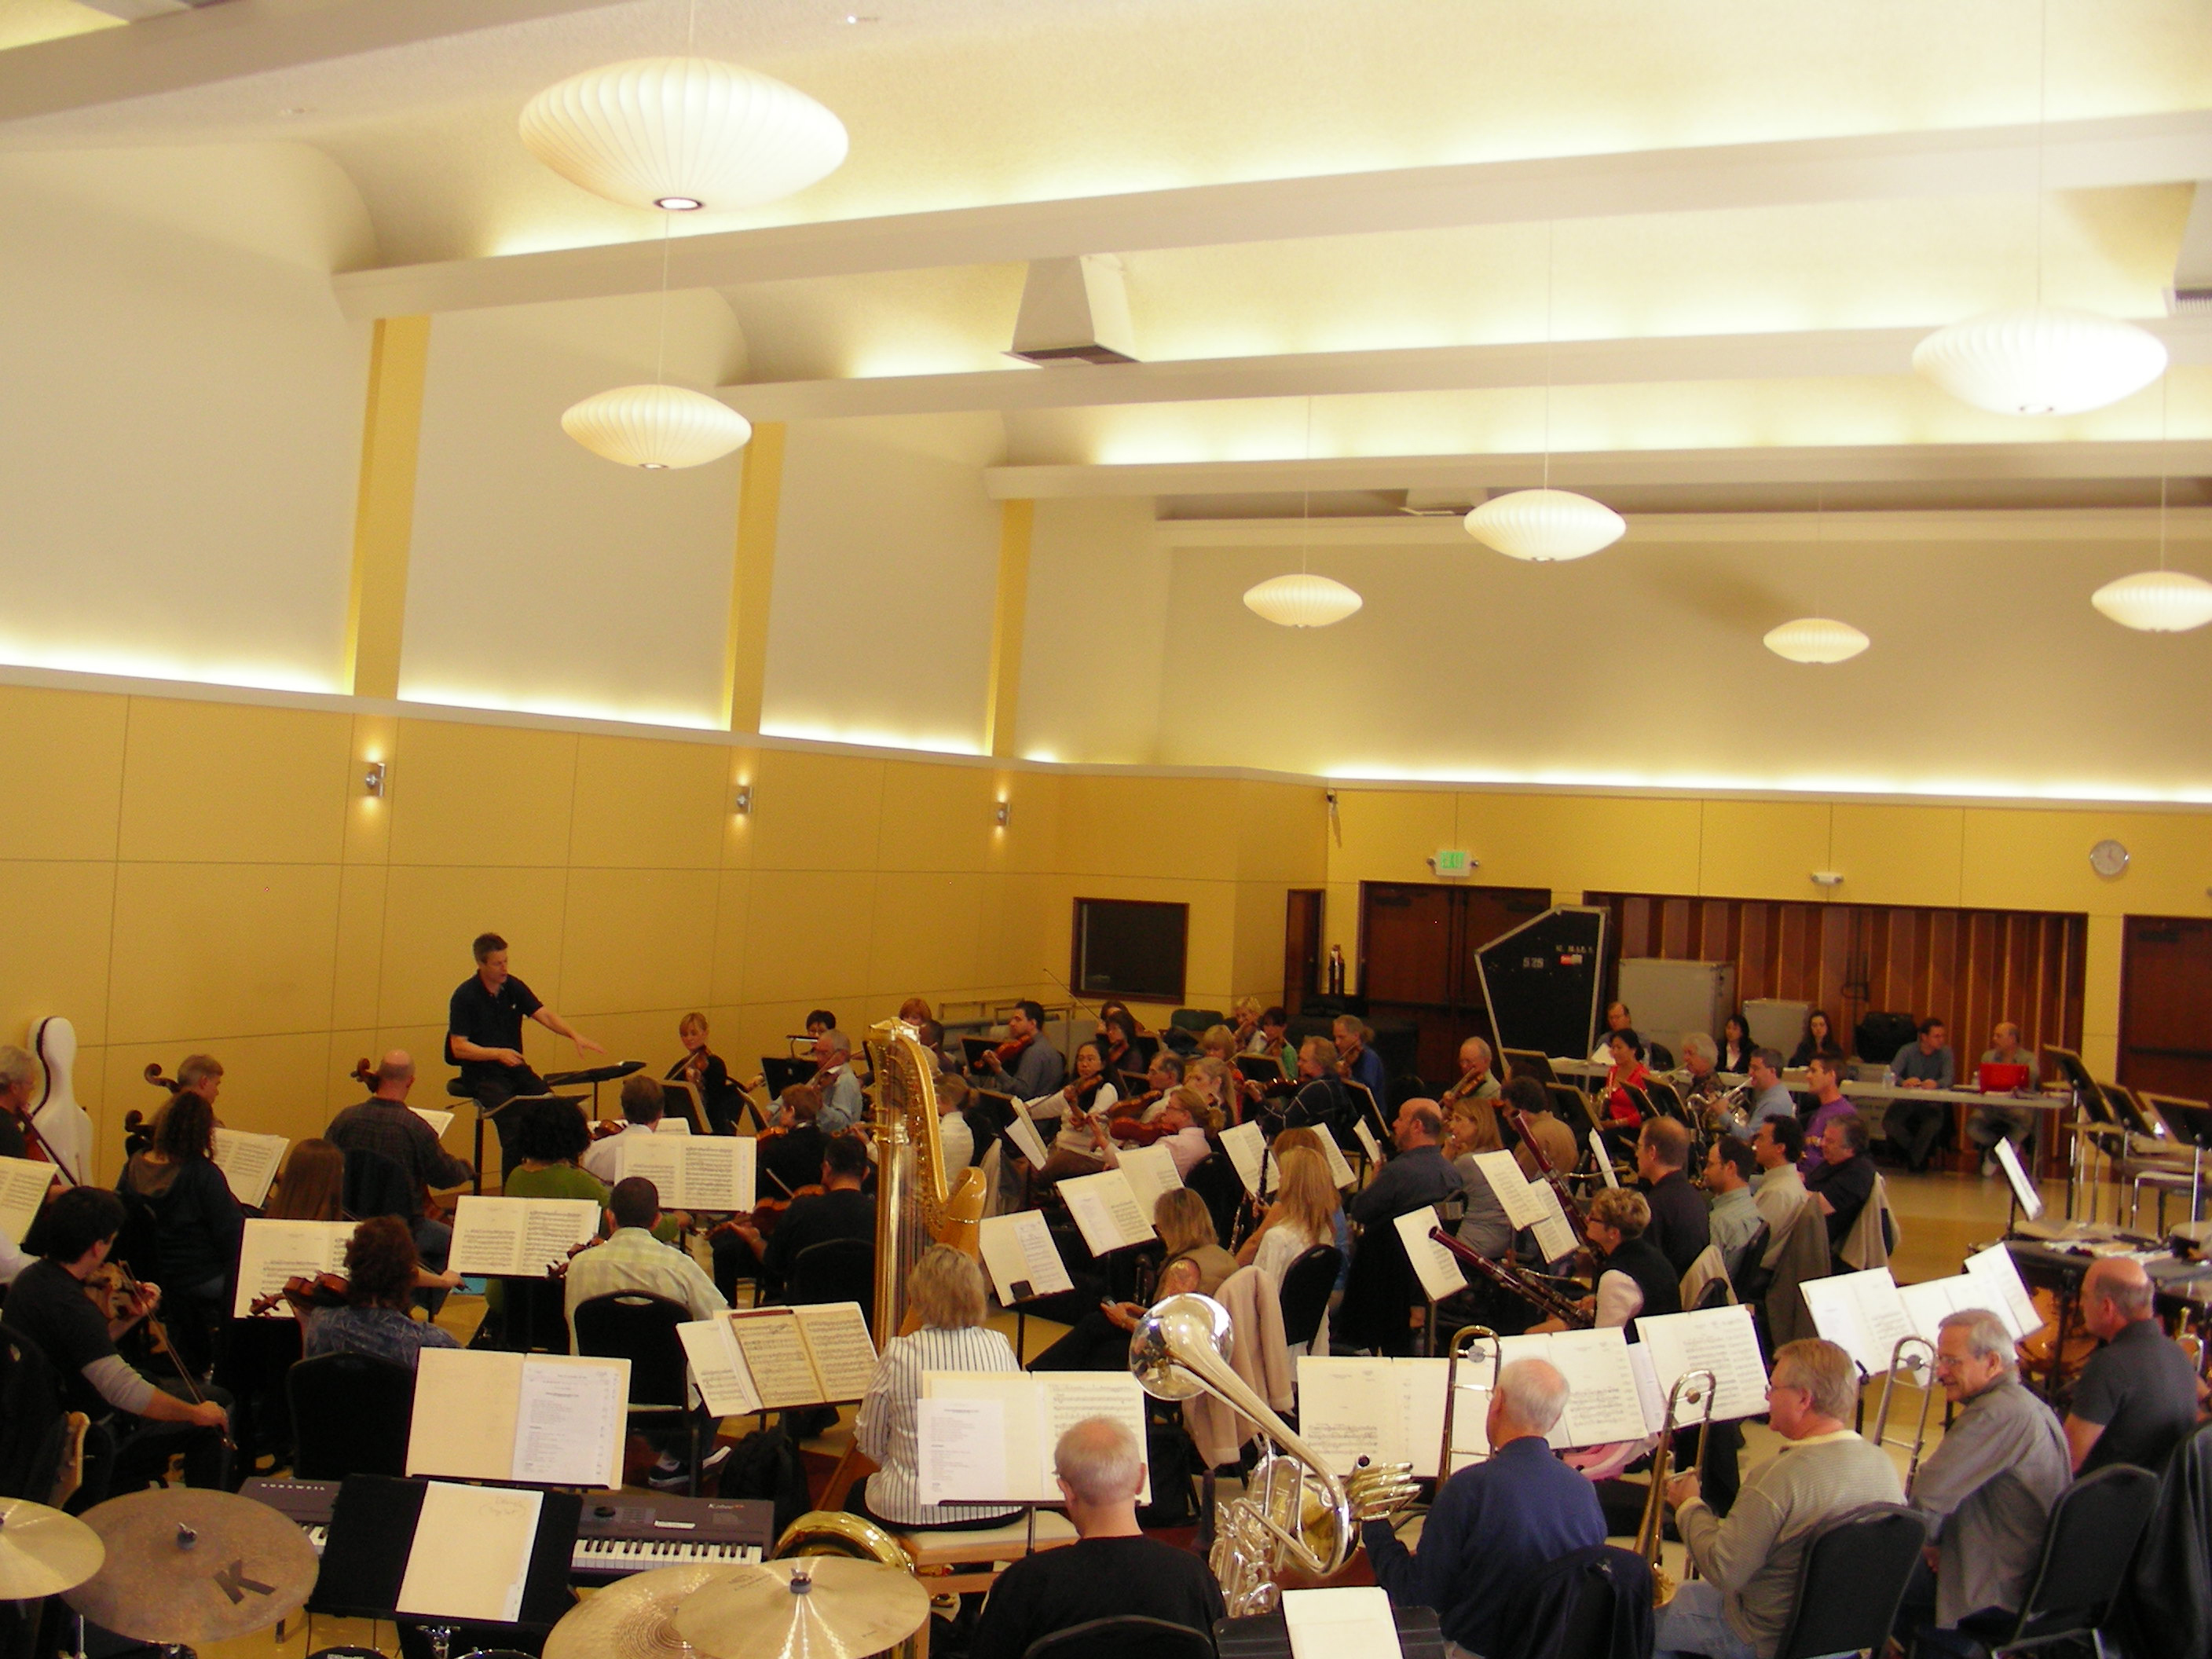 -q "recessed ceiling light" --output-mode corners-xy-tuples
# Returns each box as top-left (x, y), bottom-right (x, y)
(844, 14), (879, 22)
(655, 196), (704, 211)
